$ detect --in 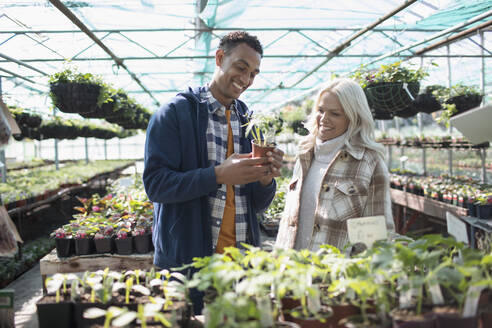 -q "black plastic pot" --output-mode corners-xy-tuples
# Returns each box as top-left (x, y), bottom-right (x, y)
(413, 93), (442, 114)
(73, 302), (109, 328)
(55, 238), (73, 258)
(133, 233), (151, 254)
(447, 94), (483, 115)
(74, 238), (92, 256)
(94, 237), (113, 254)
(435, 313), (478, 328)
(477, 204), (492, 219)
(37, 299), (73, 328)
(115, 237), (133, 255)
